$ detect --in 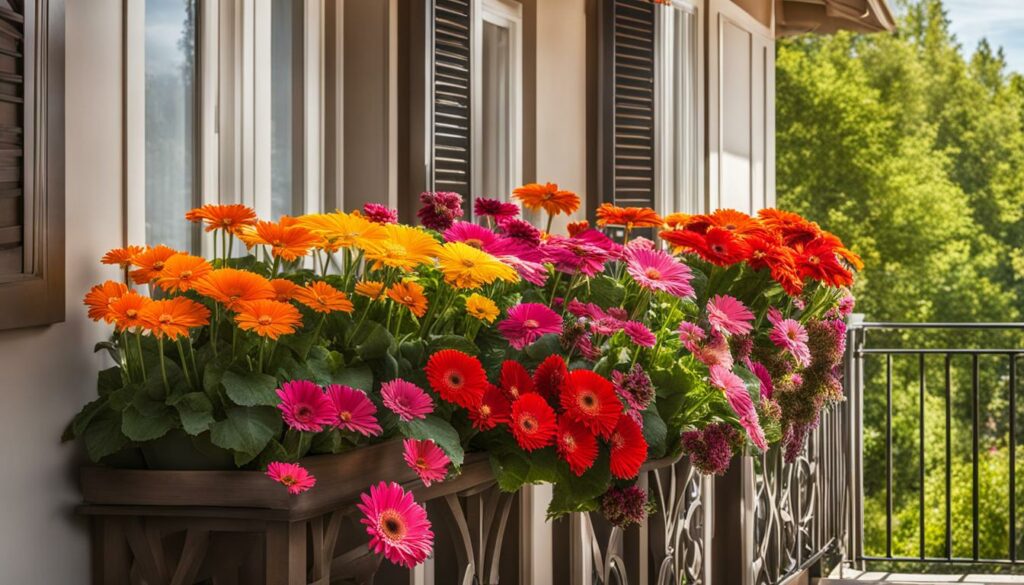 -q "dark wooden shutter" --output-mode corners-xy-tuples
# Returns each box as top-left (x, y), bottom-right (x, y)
(429, 0), (472, 199)
(599, 0), (656, 209)
(0, 1), (24, 276)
